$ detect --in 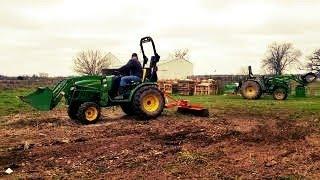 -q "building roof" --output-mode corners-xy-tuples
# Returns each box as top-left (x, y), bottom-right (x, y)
(106, 52), (121, 65)
(158, 58), (193, 66)
(106, 52), (125, 68)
